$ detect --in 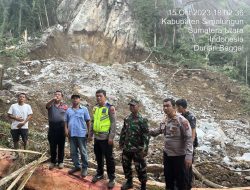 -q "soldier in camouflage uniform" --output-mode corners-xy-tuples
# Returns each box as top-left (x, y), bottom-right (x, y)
(119, 99), (149, 190)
